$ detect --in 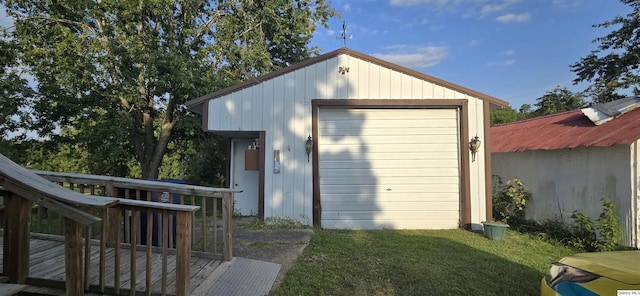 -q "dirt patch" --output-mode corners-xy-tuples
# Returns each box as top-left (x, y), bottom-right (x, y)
(231, 217), (313, 289)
